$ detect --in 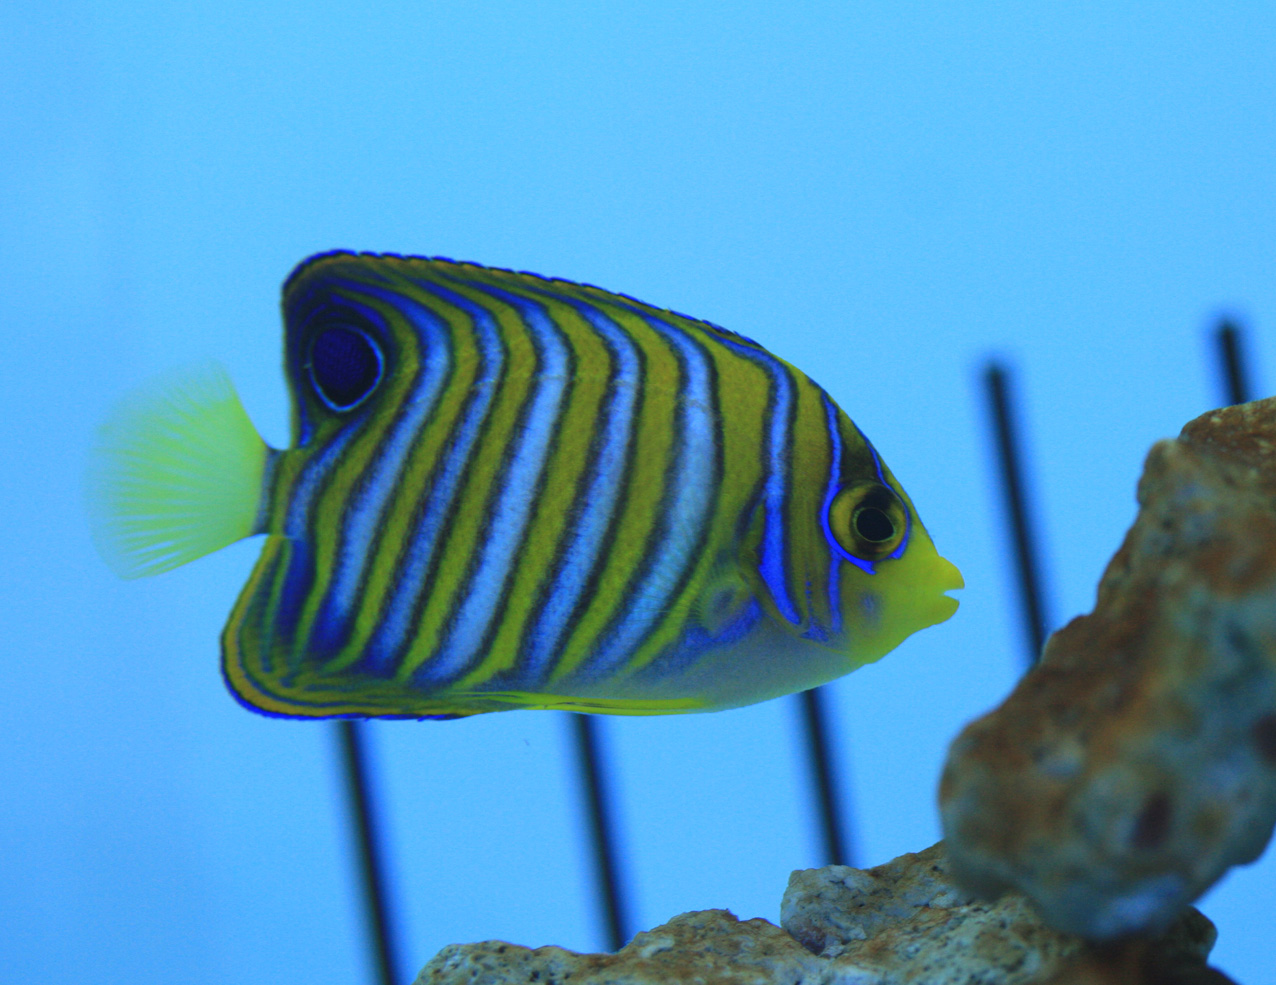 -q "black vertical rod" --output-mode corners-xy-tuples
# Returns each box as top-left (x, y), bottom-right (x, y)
(800, 687), (852, 866)
(983, 363), (1051, 666)
(571, 713), (628, 951)
(337, 720), (402, 985)
(1217, 320), (1252, 406)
